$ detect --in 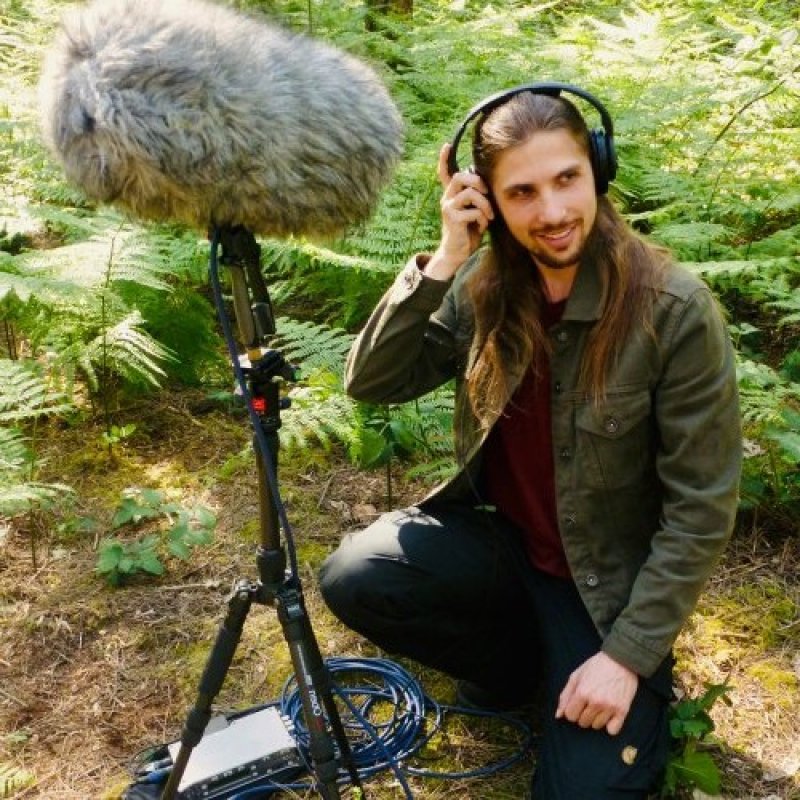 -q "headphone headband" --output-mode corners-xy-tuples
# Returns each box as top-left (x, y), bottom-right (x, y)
(447, 82), (616, 191)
